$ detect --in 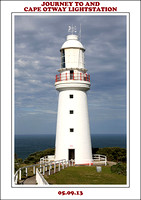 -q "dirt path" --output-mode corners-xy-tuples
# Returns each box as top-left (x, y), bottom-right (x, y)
(20, 176), (36, 185)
